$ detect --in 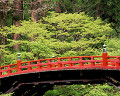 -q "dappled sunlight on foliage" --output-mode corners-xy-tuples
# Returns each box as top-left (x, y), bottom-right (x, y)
(0, 12), (113, 65)
(106, 38), (120, 56)
(44, 84), (120, 96)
